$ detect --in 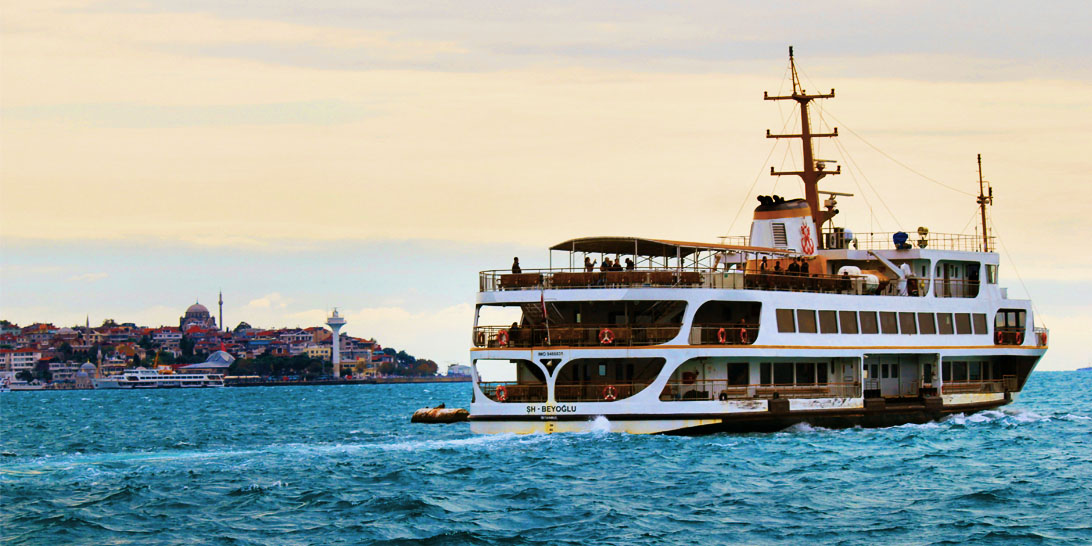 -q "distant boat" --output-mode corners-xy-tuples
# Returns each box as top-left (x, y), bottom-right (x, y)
(1078, 366), (1092, 372)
